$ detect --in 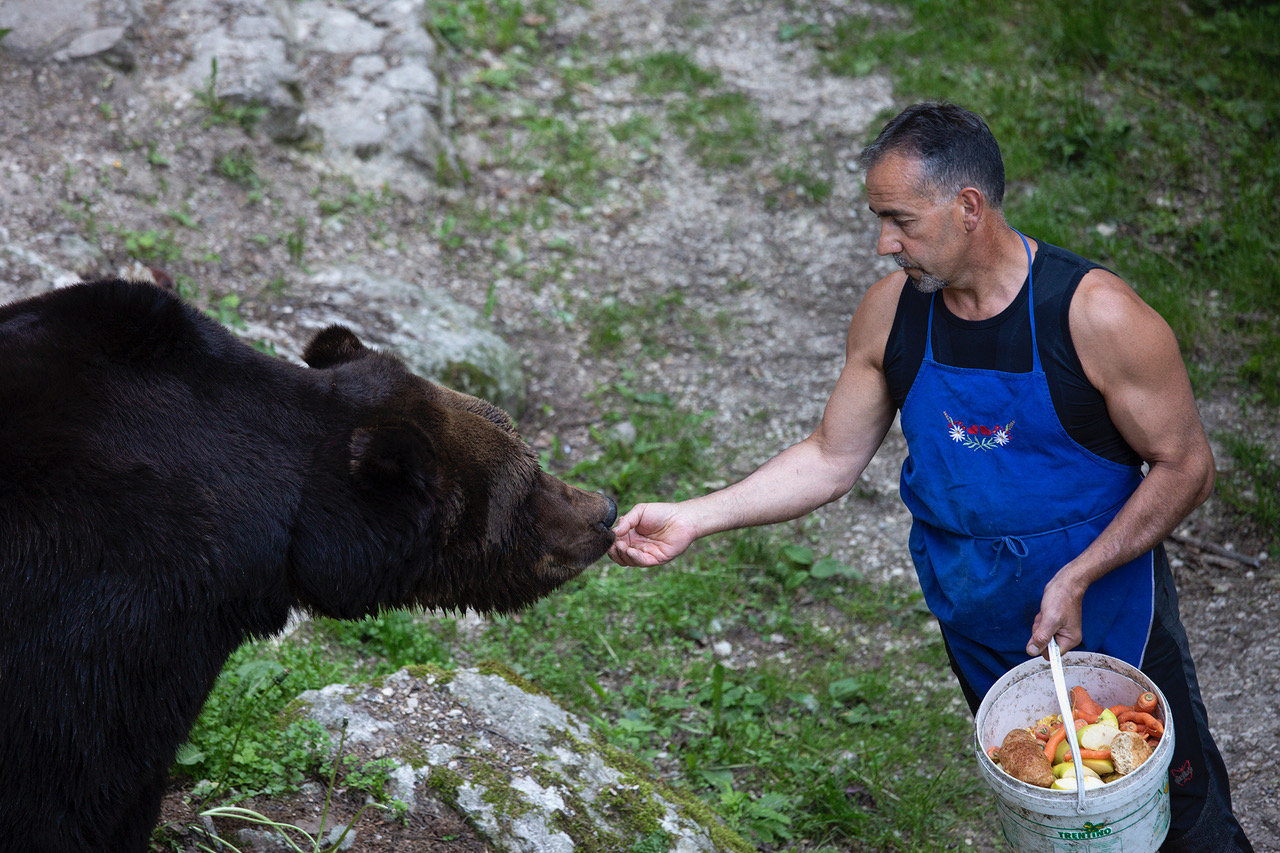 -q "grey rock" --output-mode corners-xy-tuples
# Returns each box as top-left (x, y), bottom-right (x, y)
(323, 823), (357, 851)
(387, 103), (449, 170)
(296, 683), (397, 744)
(447, 668), (591, 749)
(305, 266), (527, 415)
(154, 0), (454, 182)
(295, 4), (386, 55)
(235, 828), (291, 852)
(0, 0), (139, 65)
(0, 227), (81, 301)
(381, 63), (439, 99)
